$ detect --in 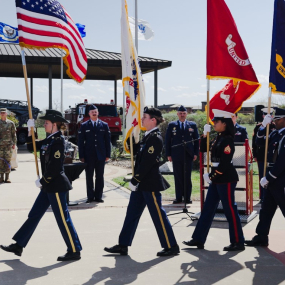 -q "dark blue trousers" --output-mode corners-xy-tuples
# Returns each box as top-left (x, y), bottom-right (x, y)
(13, 191), (82, 253)
(256, 179), (285, 240)
(85, 159), (105, 200)
(173, 159), (193, 201)
(119, 191), (177, 249)
(257, 161), (266, 201)
(192, 183), (244, 244)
